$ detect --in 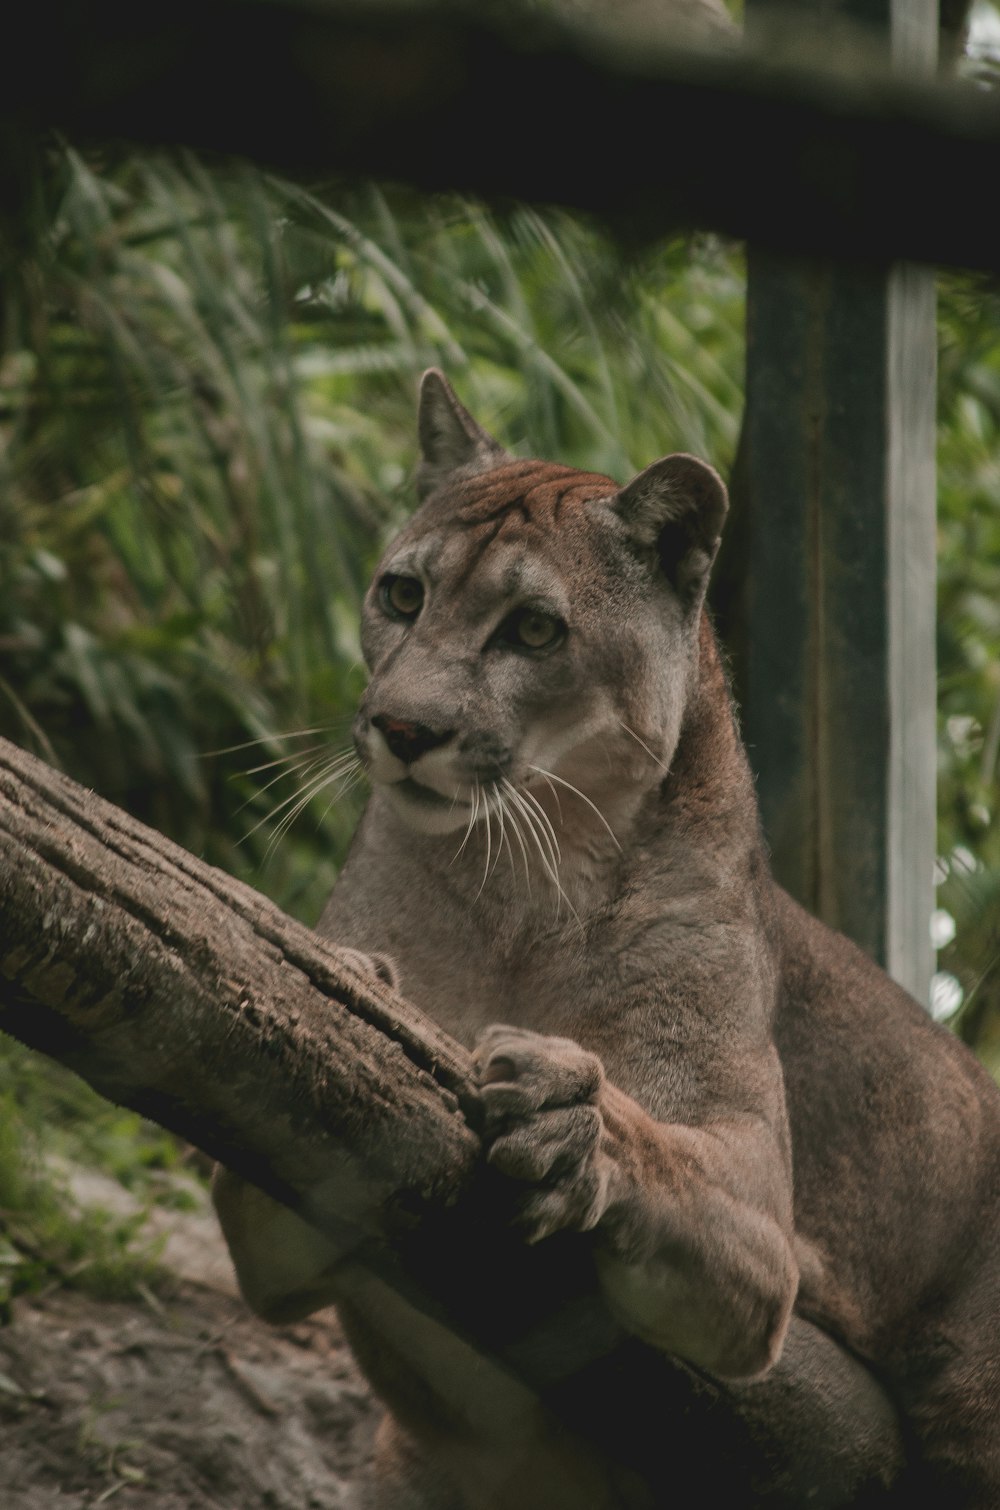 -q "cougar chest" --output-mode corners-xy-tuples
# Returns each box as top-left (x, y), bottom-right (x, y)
(388, 919), (610, 1049)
